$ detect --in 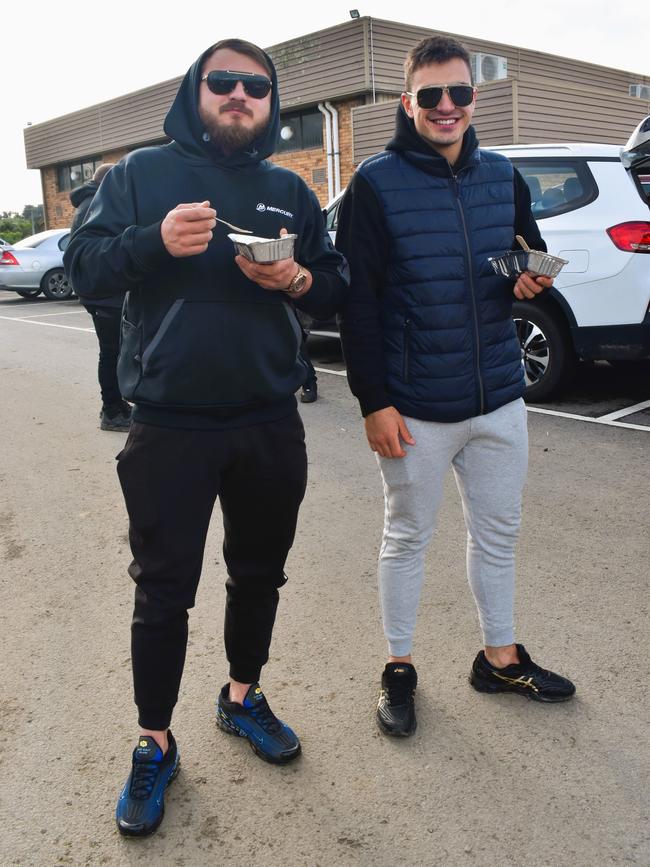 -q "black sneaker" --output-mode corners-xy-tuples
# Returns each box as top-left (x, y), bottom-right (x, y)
(300, 382), (317, 403)
(115, 732), (180, 837)
(216, 683), (301, 764)
(100, 400), (131, 432)
(469, 643), (576, 703)
(376, 663), (417, 737)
